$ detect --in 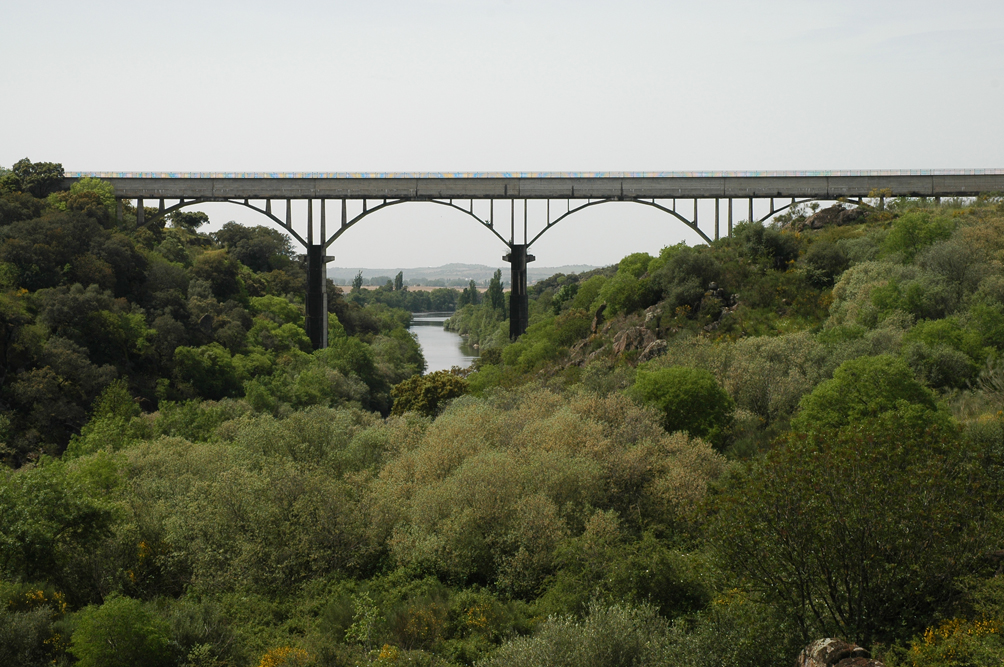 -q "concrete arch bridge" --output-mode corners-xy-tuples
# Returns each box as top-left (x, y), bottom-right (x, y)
(64, 170), (1004, 346)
